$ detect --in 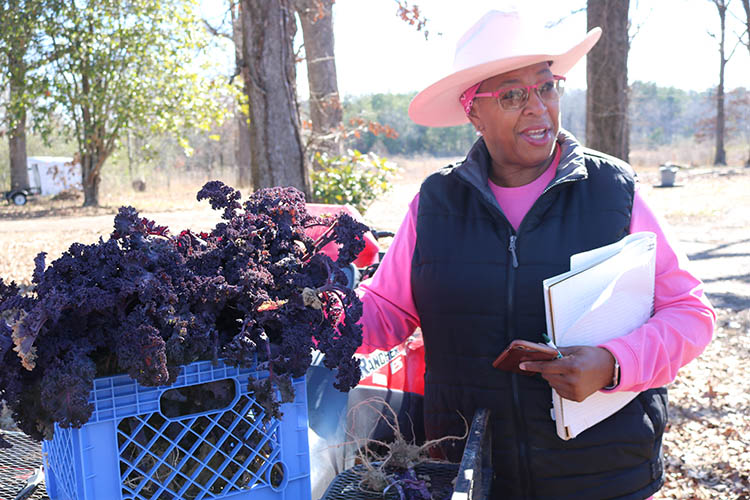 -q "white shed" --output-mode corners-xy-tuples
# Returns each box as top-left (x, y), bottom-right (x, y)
(26, 156), (83, 196)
